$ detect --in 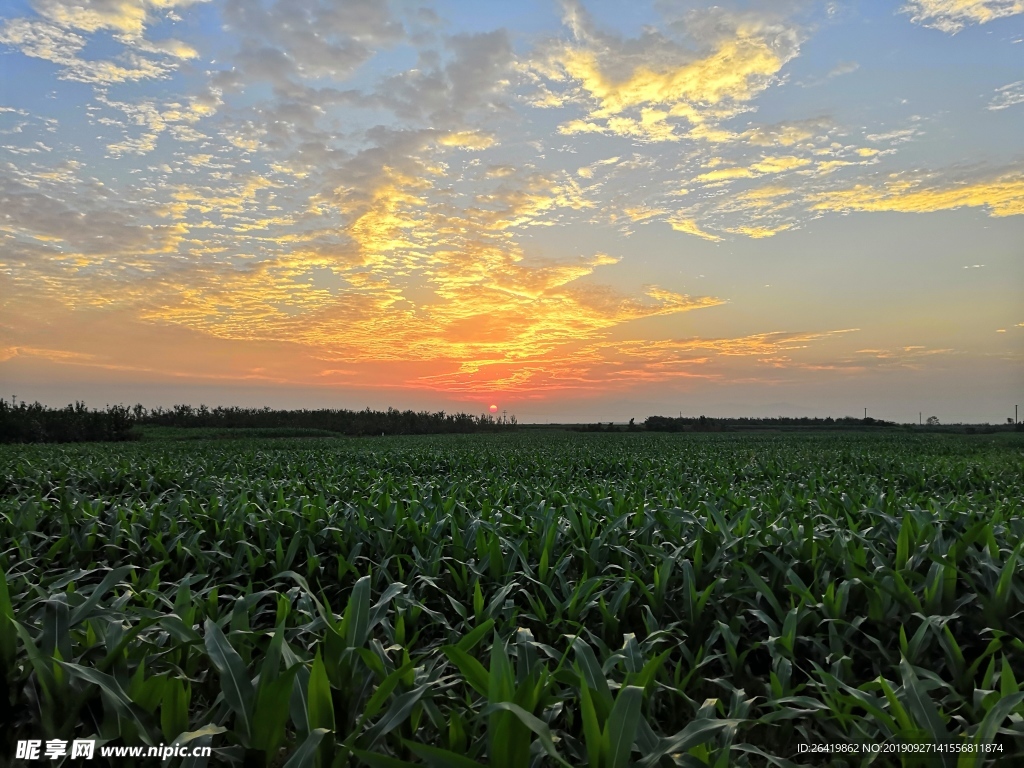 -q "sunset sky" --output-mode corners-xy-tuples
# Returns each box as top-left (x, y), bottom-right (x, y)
(1, 0), (1021, 423)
